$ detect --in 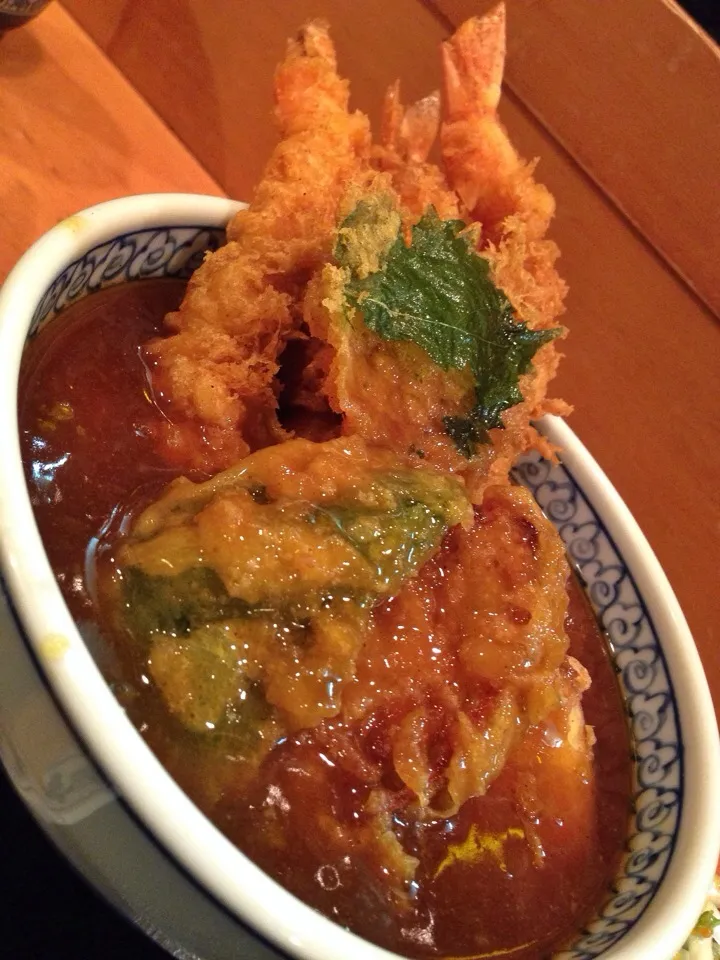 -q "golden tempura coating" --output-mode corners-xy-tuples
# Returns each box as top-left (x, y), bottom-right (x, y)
(149, 6), (568, 498)
(481, 219), (571, 483)
(436, 5), (570, 478)
(440, 5), (554, 245)
(317, 484), (594, 887)
(296, 8), (568, 499)
(226, 21), (371, 261)
(146, 21), (372, 471)
(119, 441), (595, 895)
(304, 251), (476, 475)
(115, 434), (473, 742)
(304, 182), (567, 502)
